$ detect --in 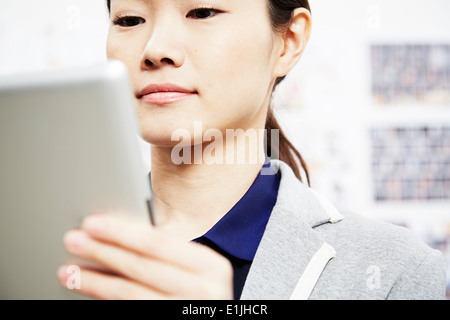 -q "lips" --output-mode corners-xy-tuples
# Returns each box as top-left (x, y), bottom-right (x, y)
(137, 83), (197, 105)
